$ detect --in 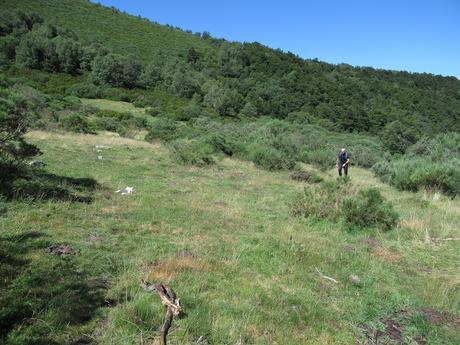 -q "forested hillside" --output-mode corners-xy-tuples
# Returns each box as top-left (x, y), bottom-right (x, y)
(2, 0), (460, 137)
